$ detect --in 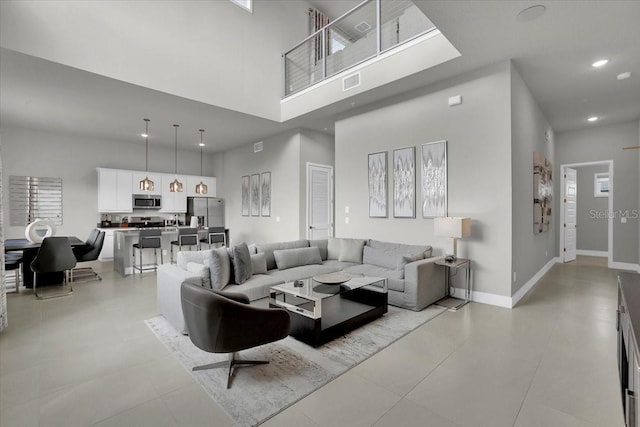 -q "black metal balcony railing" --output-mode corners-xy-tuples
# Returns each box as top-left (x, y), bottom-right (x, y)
(283, 0), (436, 98)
